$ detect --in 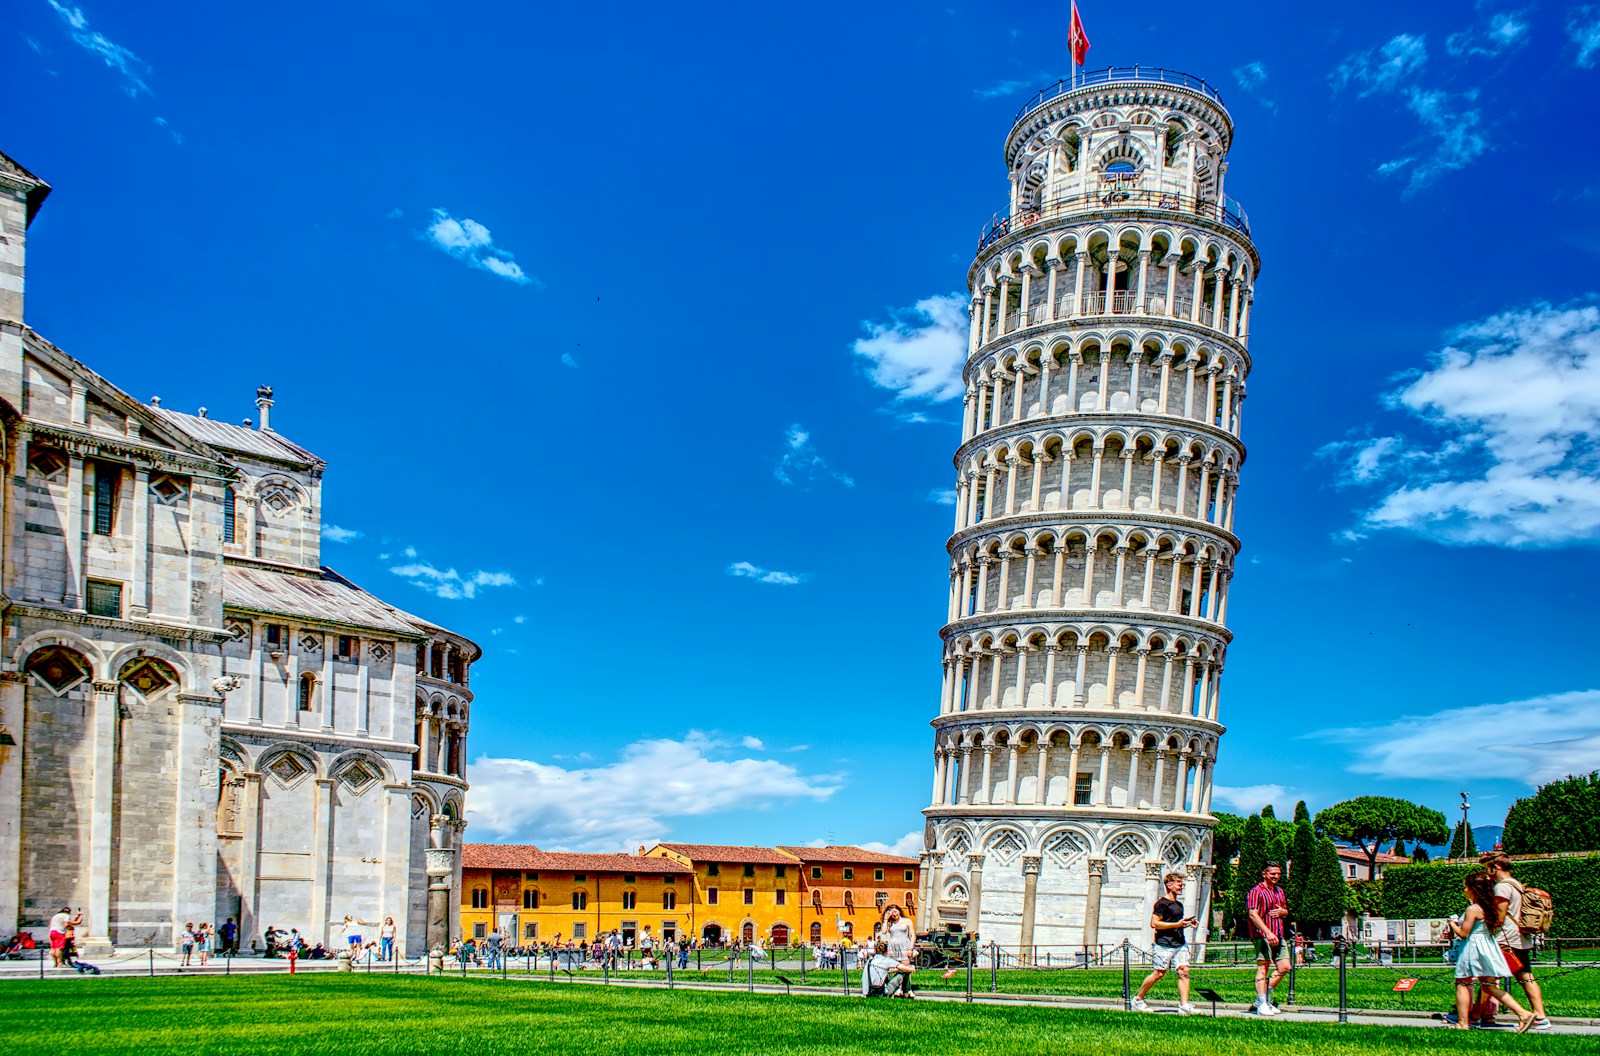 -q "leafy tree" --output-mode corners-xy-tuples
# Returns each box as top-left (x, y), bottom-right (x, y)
(1229, 813), (1270, 936)
(1315, 796), (1449, 879)
(1502, 772), (1600, 855)
(1297, 837), (1350, 934)
(1294, 800), (1311, 824)
(1286, 817), (1317, 918)
(1449, 820), (1477, 859)
(1211, 812), (1246, 864)
(1412, 845), (1431, 864)
(1261, 803), (1276, 820)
